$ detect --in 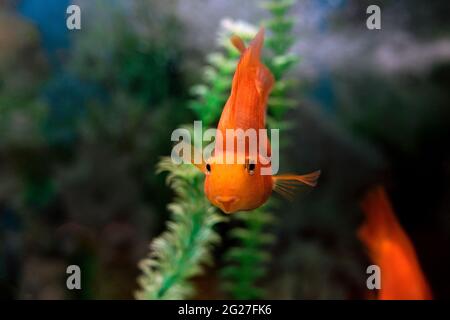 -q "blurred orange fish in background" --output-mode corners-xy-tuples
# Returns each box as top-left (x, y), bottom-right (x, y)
(358, 186), (432, 300)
